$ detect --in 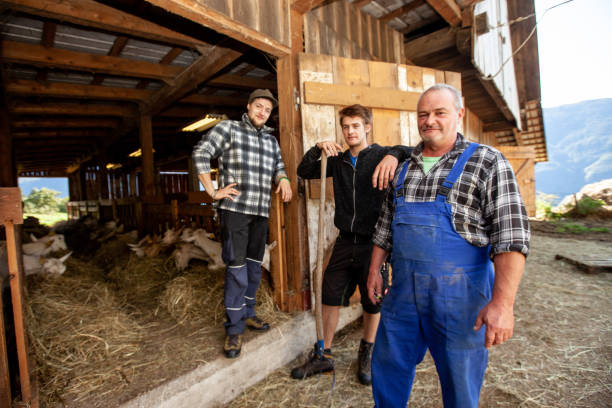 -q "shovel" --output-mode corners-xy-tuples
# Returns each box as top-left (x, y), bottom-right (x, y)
(314, 151), (327, 356)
